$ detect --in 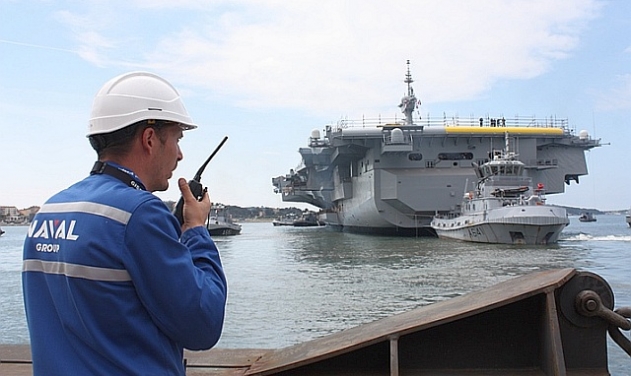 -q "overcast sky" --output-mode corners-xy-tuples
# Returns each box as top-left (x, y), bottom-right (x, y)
(2, 0), (630, 211)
